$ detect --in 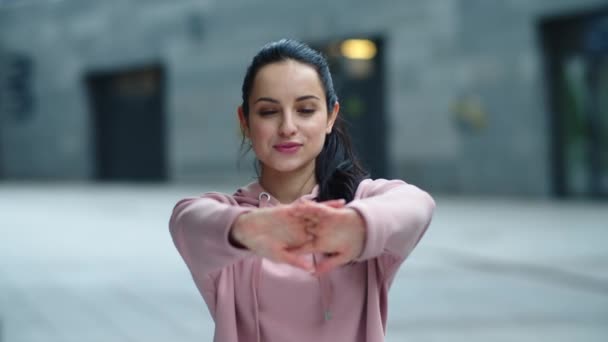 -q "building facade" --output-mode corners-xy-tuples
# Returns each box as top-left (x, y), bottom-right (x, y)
(0, 0), (606, 197)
